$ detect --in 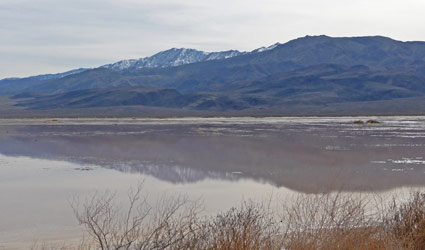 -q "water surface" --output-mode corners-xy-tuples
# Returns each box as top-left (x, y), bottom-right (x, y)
(1, 117), (425, 247)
